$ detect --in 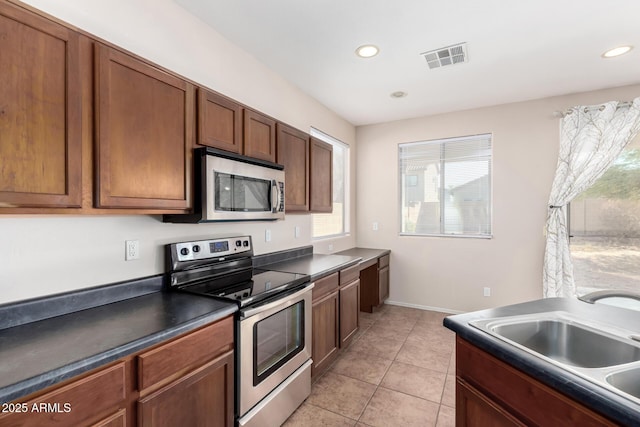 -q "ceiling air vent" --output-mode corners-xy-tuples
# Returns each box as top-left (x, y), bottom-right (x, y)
(421, 42), (468, 69)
